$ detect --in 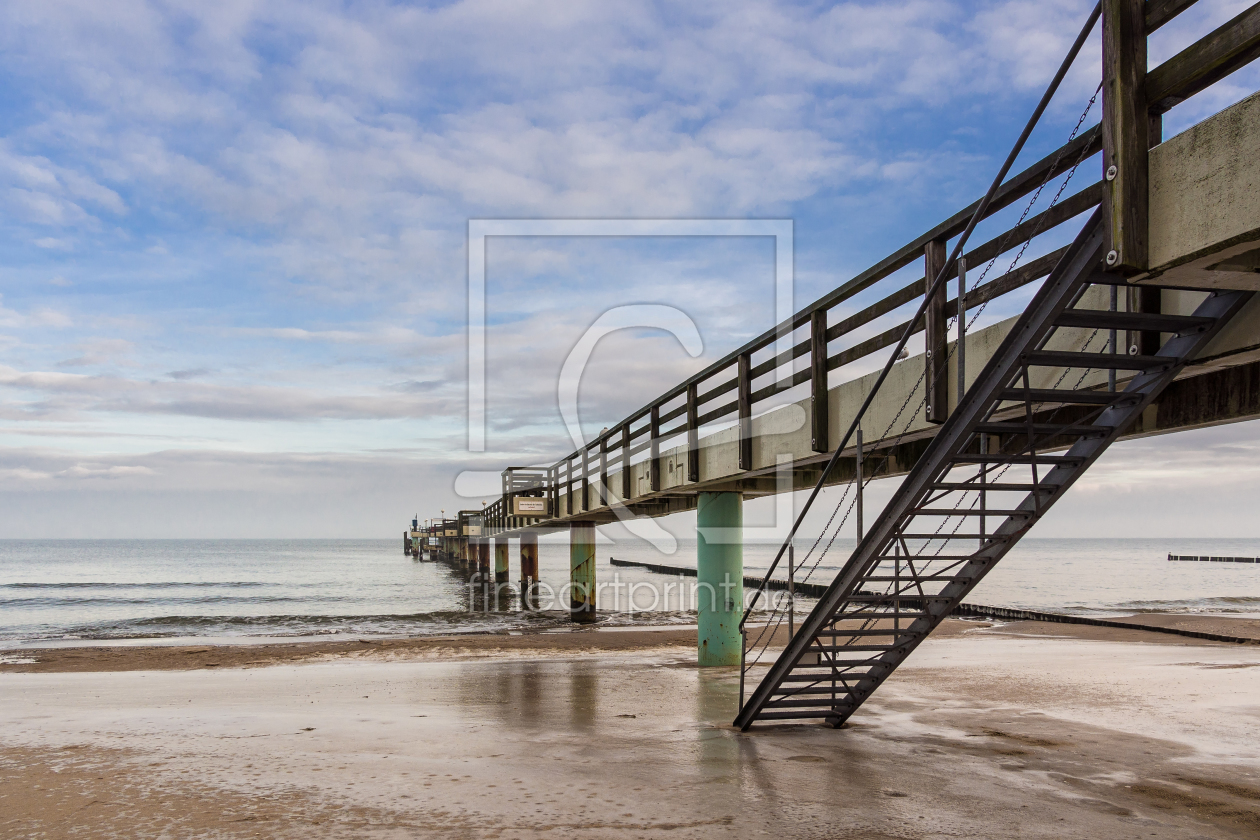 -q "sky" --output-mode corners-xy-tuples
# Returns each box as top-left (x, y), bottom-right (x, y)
(0, 0), (1258, 539)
